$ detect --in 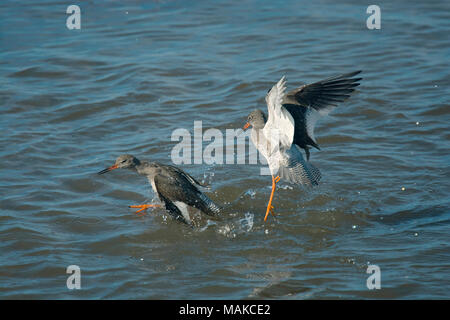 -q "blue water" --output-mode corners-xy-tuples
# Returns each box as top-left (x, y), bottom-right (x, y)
(0, 0), (449, 299)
